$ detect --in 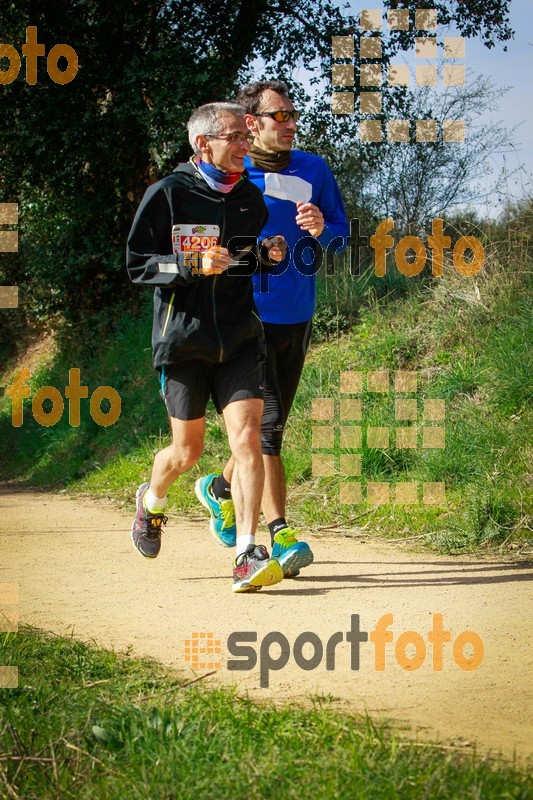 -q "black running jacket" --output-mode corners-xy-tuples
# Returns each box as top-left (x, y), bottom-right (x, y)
(126, 161), (270, 368)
